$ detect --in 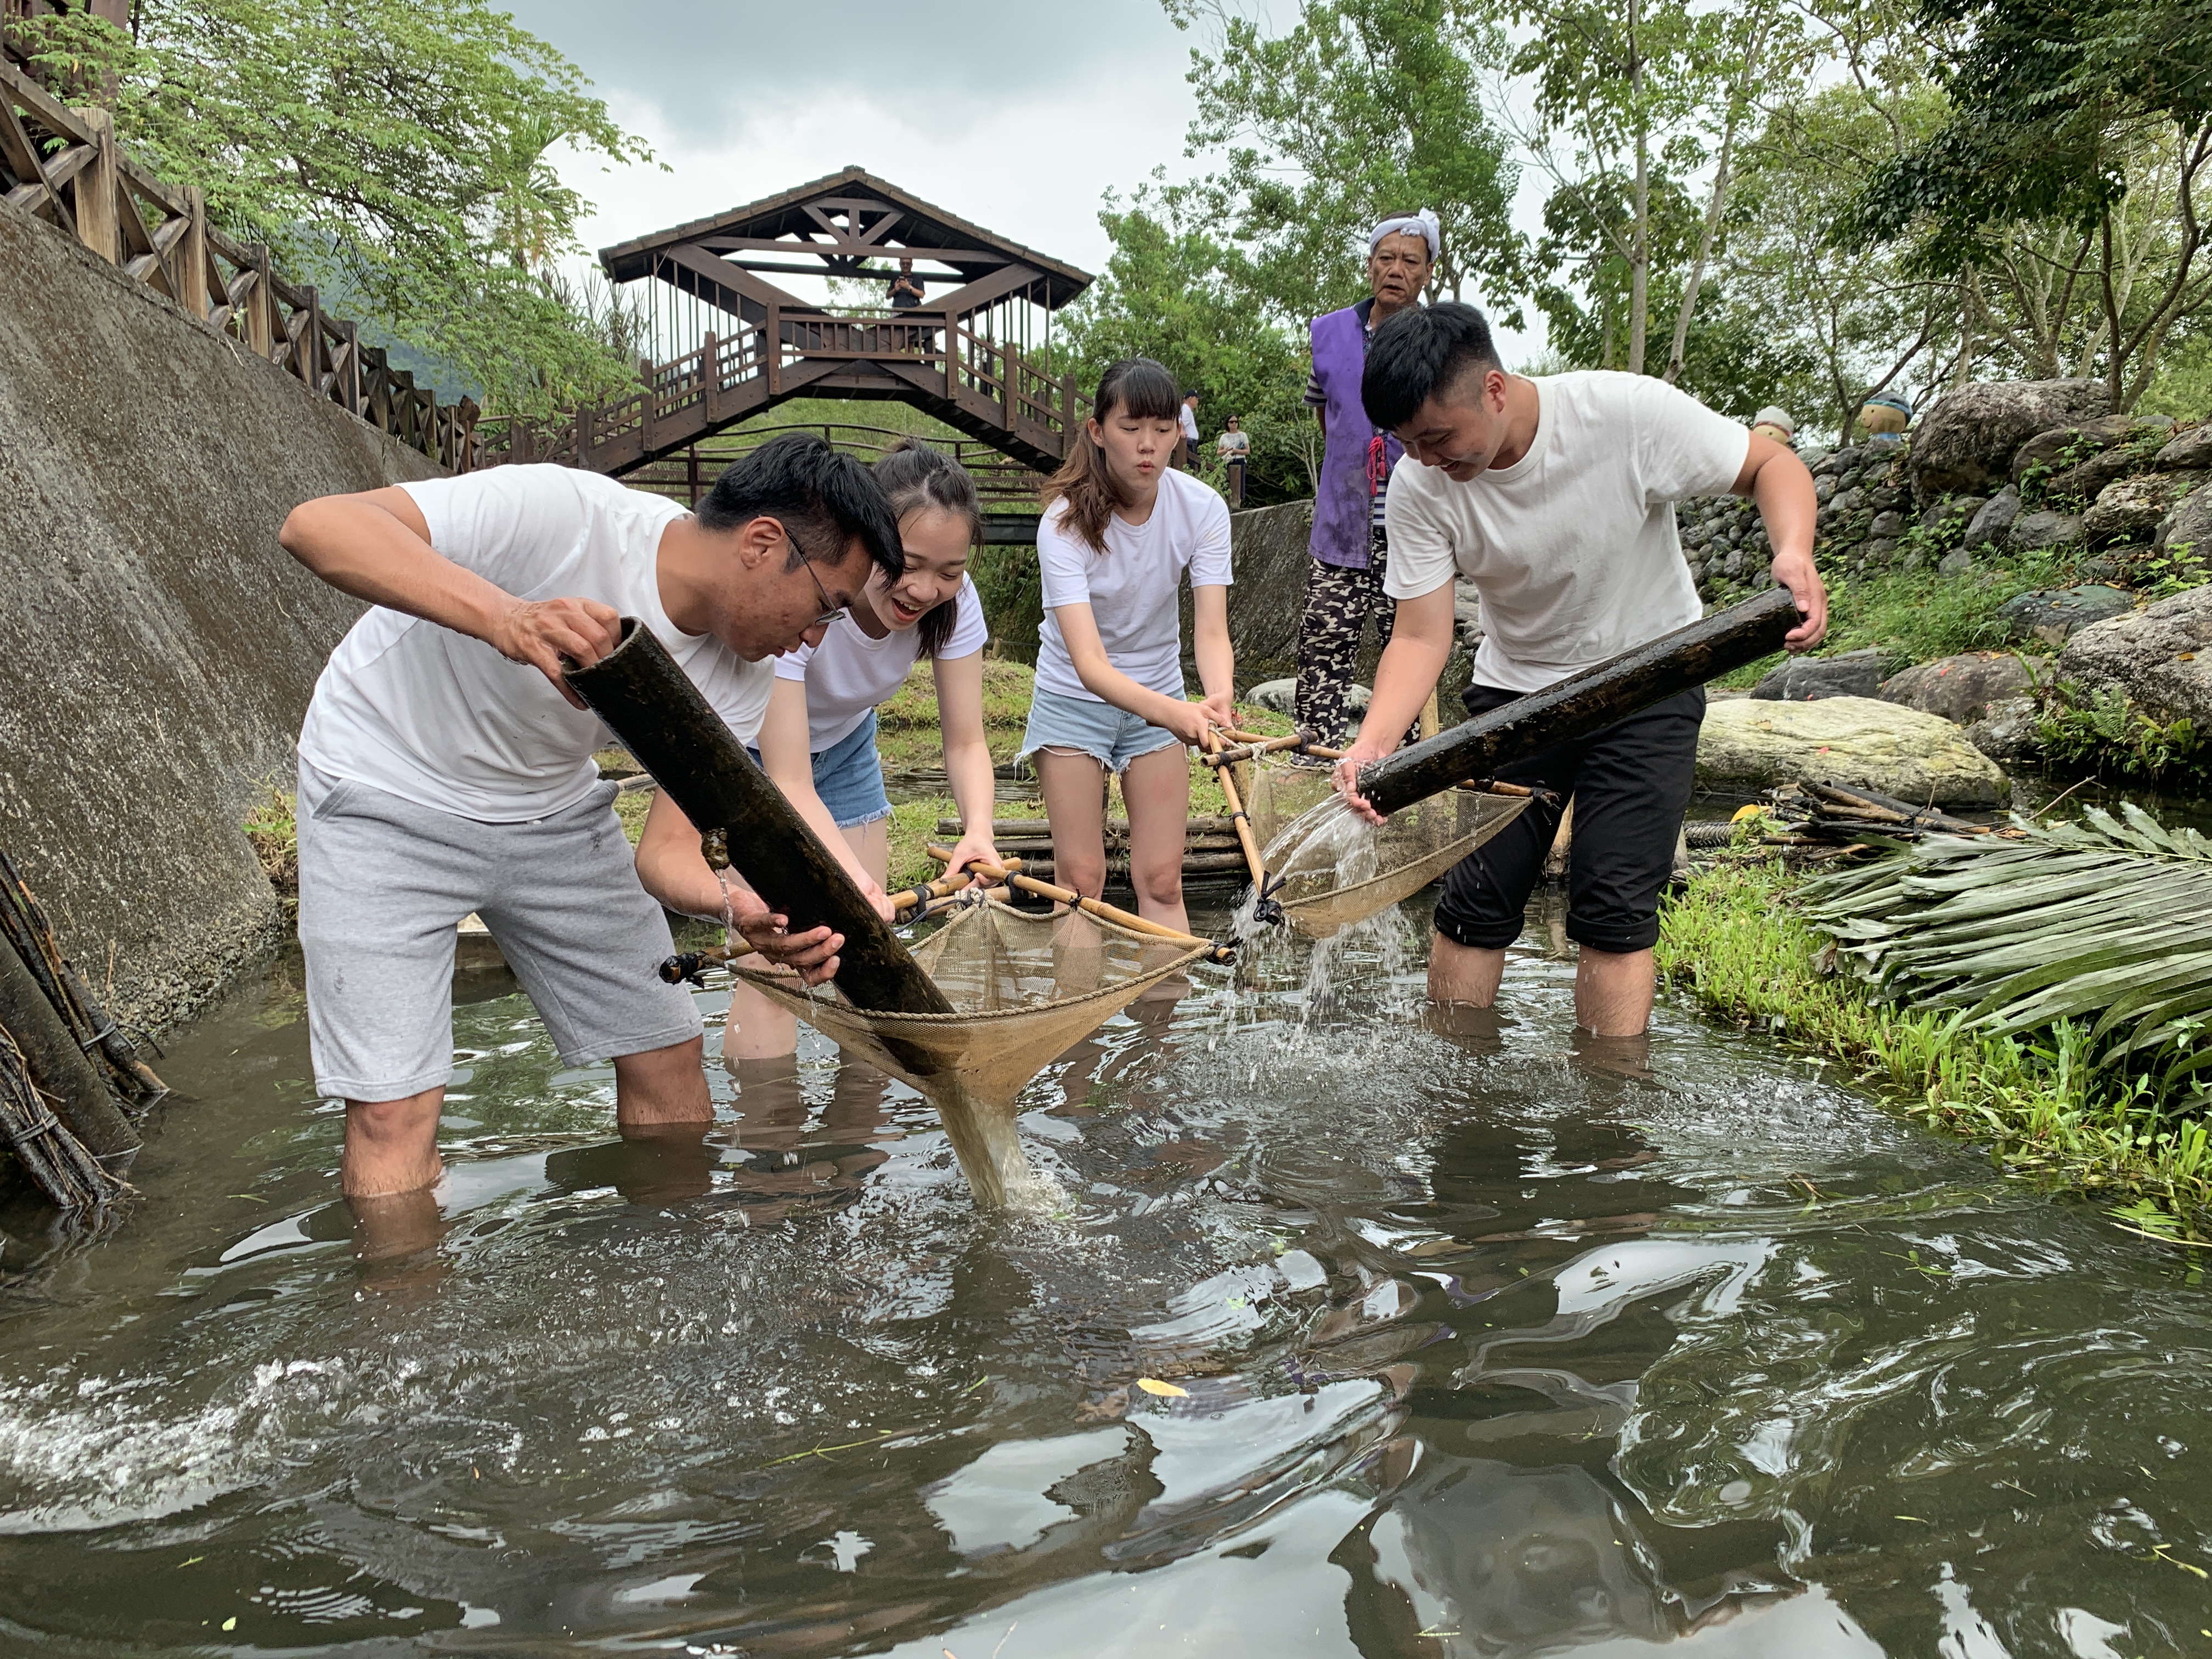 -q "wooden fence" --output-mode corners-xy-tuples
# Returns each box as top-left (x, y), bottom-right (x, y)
(0, 58), (480, 472)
